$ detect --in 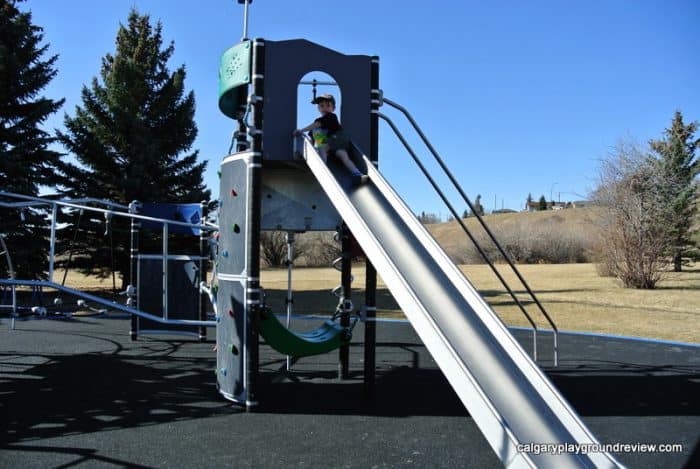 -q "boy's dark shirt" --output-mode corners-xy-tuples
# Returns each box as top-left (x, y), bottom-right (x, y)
(314, 113), (341, 133)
